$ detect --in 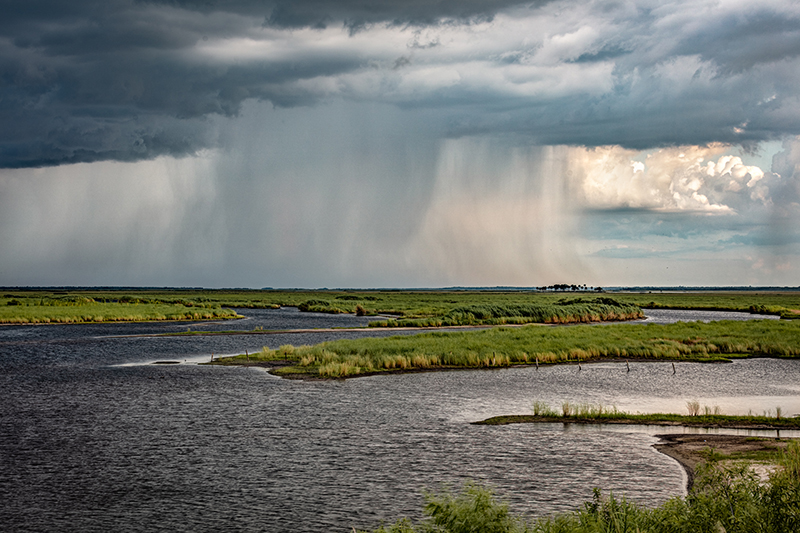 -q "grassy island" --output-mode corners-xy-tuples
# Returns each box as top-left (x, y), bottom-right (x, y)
(475, 401), (800, 430)
(0, 291), (241, 324)
(212, 318), (800, 378)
